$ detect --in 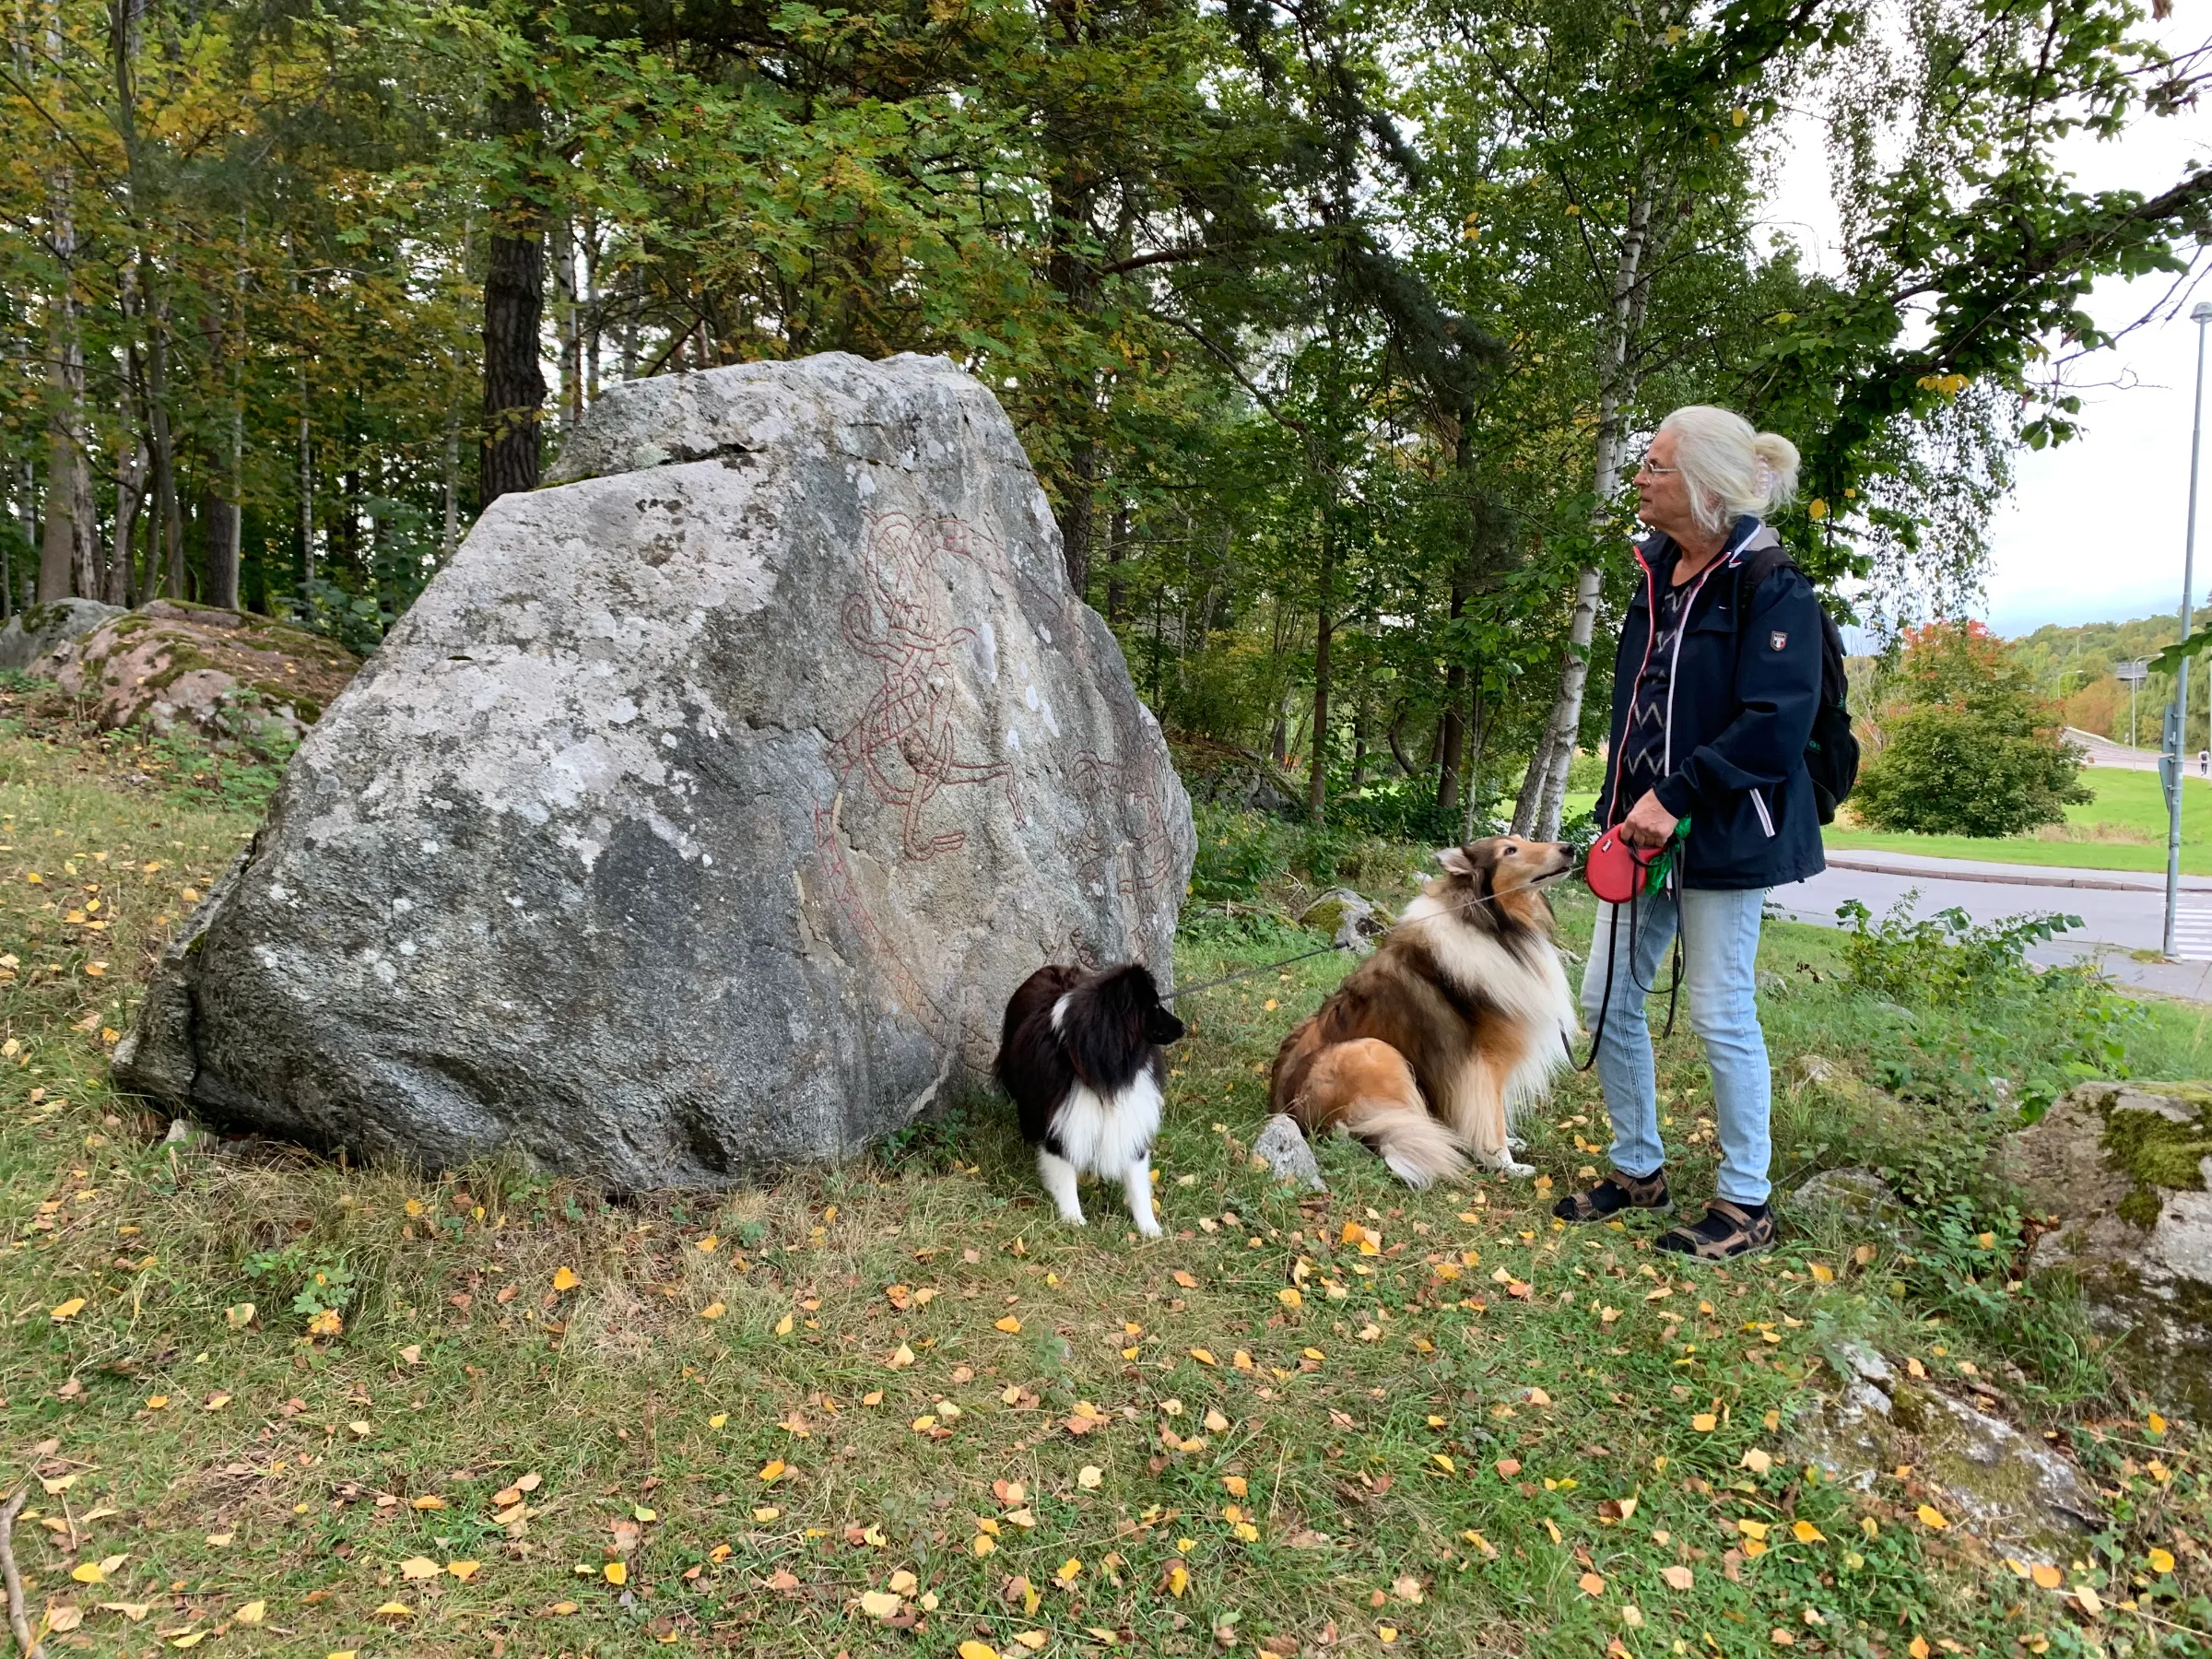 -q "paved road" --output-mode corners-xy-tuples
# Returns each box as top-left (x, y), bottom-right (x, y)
(1771, 847), (2212, 1001)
